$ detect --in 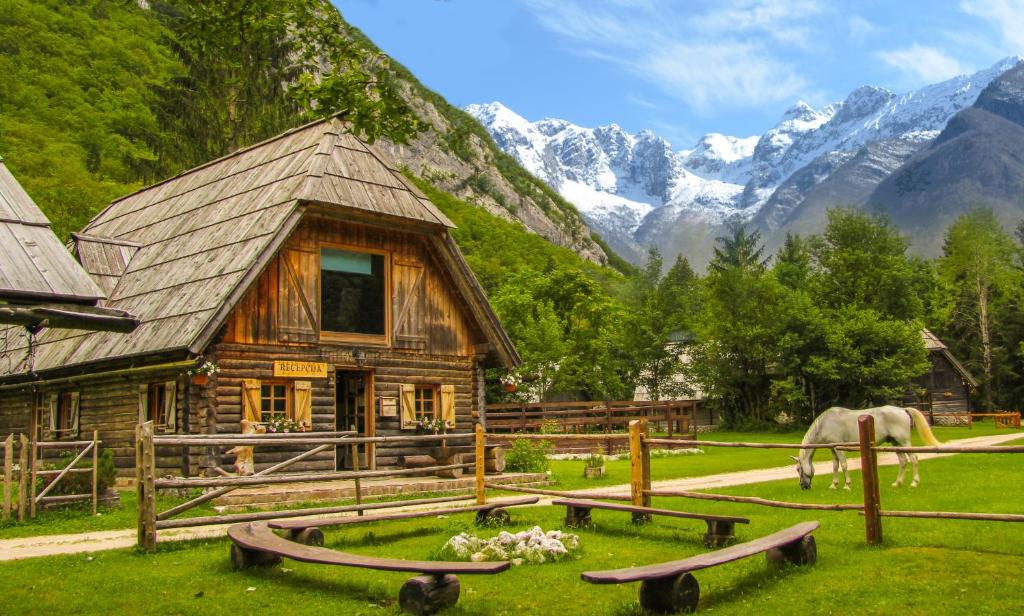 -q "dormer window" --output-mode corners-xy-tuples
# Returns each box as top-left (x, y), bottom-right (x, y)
(320, 247), (387, 339)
